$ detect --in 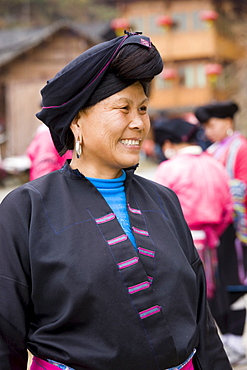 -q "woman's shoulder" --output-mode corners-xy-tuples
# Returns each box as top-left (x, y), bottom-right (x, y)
(1, 170), (61, 207)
